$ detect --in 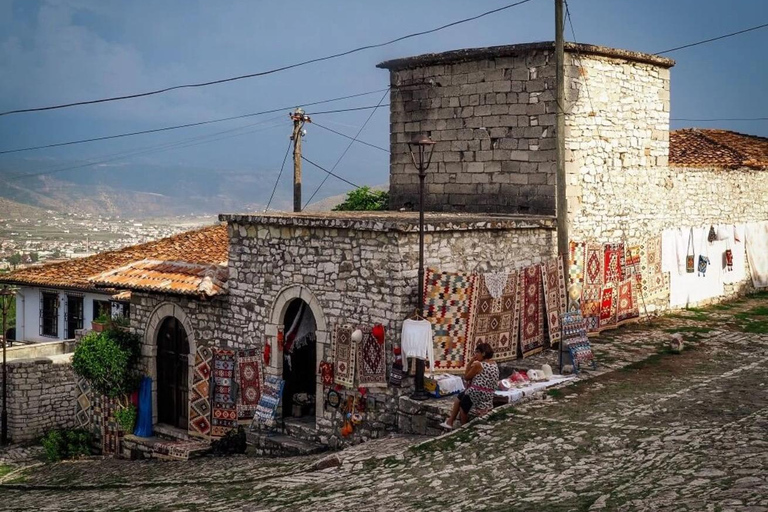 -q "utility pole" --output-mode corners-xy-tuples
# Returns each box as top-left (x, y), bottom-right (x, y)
(1, 285), (14, 445)
(555, 0), (568, 262)
(555, 0), (569, 374)
(290, 108), (311, 212)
